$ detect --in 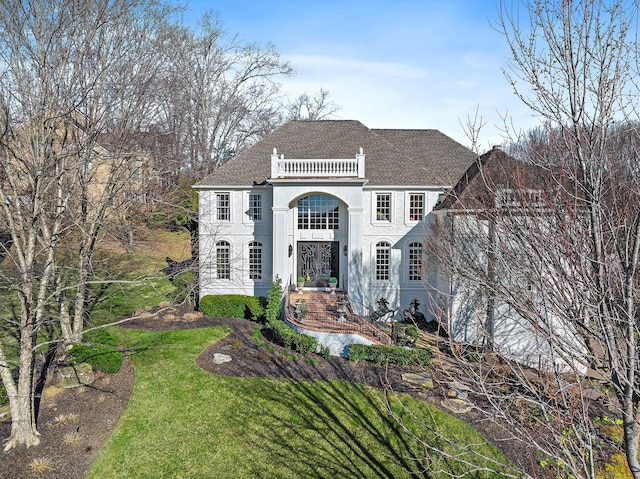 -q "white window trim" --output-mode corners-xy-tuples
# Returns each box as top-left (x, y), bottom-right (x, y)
(214, 191), (232, 222)
(405, 191), (425, 224)
(246, 240), (265, 282)
(372, 191), (393, 224)
(406, 241), (424, 283)
(244, 191), (264, 224)
(372, 239), (393, 283)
